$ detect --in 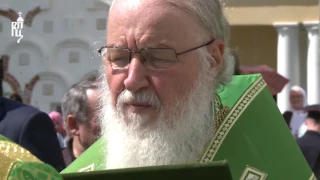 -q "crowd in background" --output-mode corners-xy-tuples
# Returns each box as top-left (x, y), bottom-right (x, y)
(233, 50), (320, 174)
(2, 70), (101, 170)
(1, 51), (319, 174)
